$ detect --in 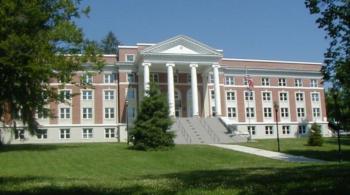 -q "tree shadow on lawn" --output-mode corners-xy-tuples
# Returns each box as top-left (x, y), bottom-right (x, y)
(1, 164), (349, 195)
(0, 144), (81, 153)
(285, 149), (350, 162)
